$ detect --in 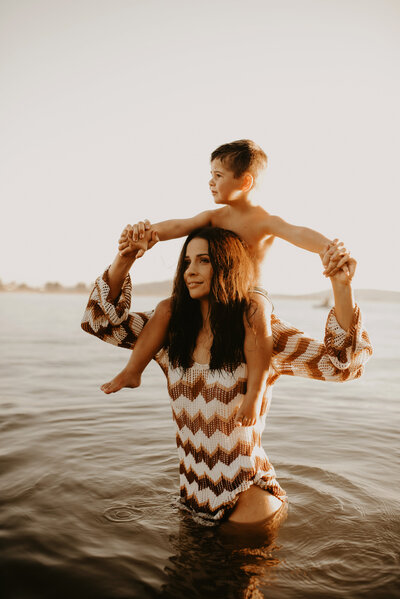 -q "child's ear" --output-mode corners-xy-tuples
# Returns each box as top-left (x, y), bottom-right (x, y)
(241, 172), (254, 192)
